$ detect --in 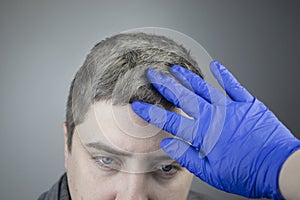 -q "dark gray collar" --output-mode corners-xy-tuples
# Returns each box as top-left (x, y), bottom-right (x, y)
(38, 173), (70, 200)
(38, 173), (214, 200)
